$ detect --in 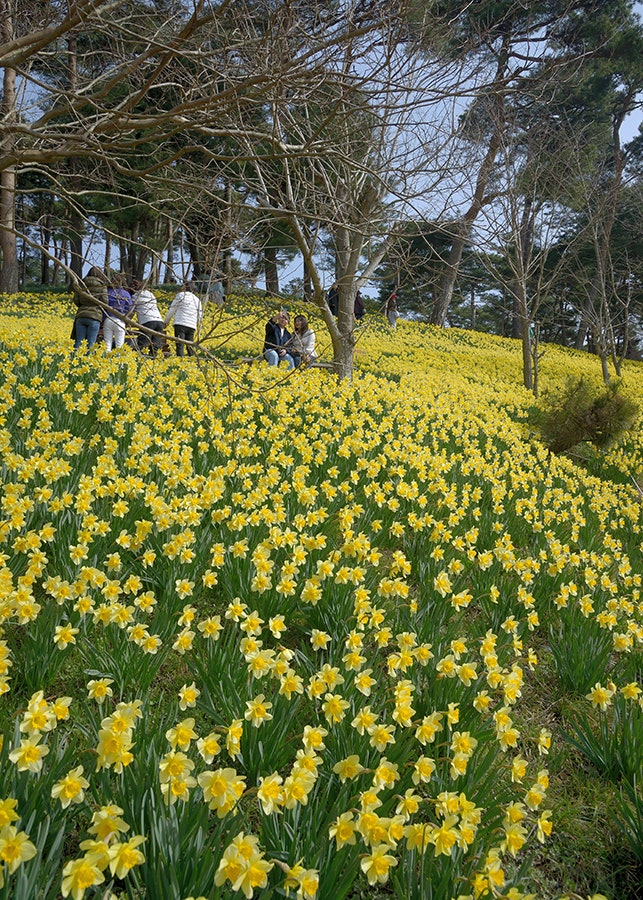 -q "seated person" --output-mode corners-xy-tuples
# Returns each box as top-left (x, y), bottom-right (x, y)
(386, 293), (399, 328)
(263, 310), (295, 368)
(291, 314), (317, 366)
